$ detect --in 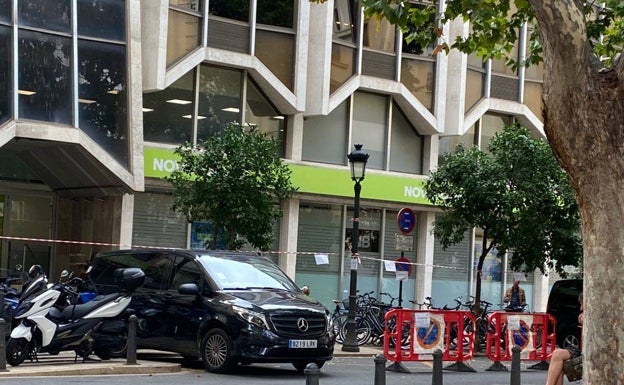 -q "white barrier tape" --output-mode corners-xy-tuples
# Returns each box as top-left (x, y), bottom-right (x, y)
(0, 235), (513, 274)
